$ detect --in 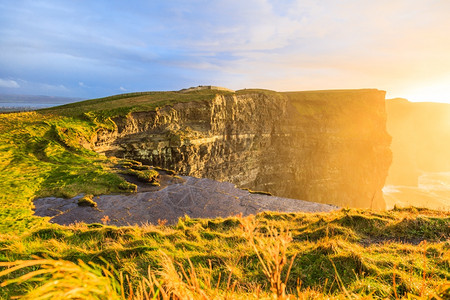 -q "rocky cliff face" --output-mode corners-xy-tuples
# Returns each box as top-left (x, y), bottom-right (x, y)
(94, 89), (391, 209)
